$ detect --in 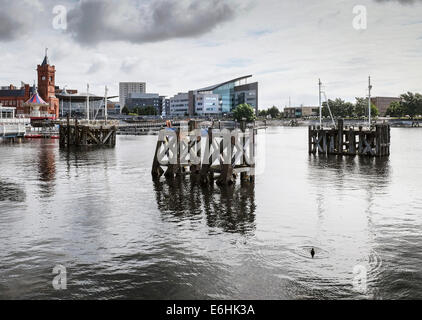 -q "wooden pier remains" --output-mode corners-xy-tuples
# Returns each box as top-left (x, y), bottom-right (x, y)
(152, 120), (256, 186)
(308, 119), (390, 157)
(59, 116), (118, 148)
